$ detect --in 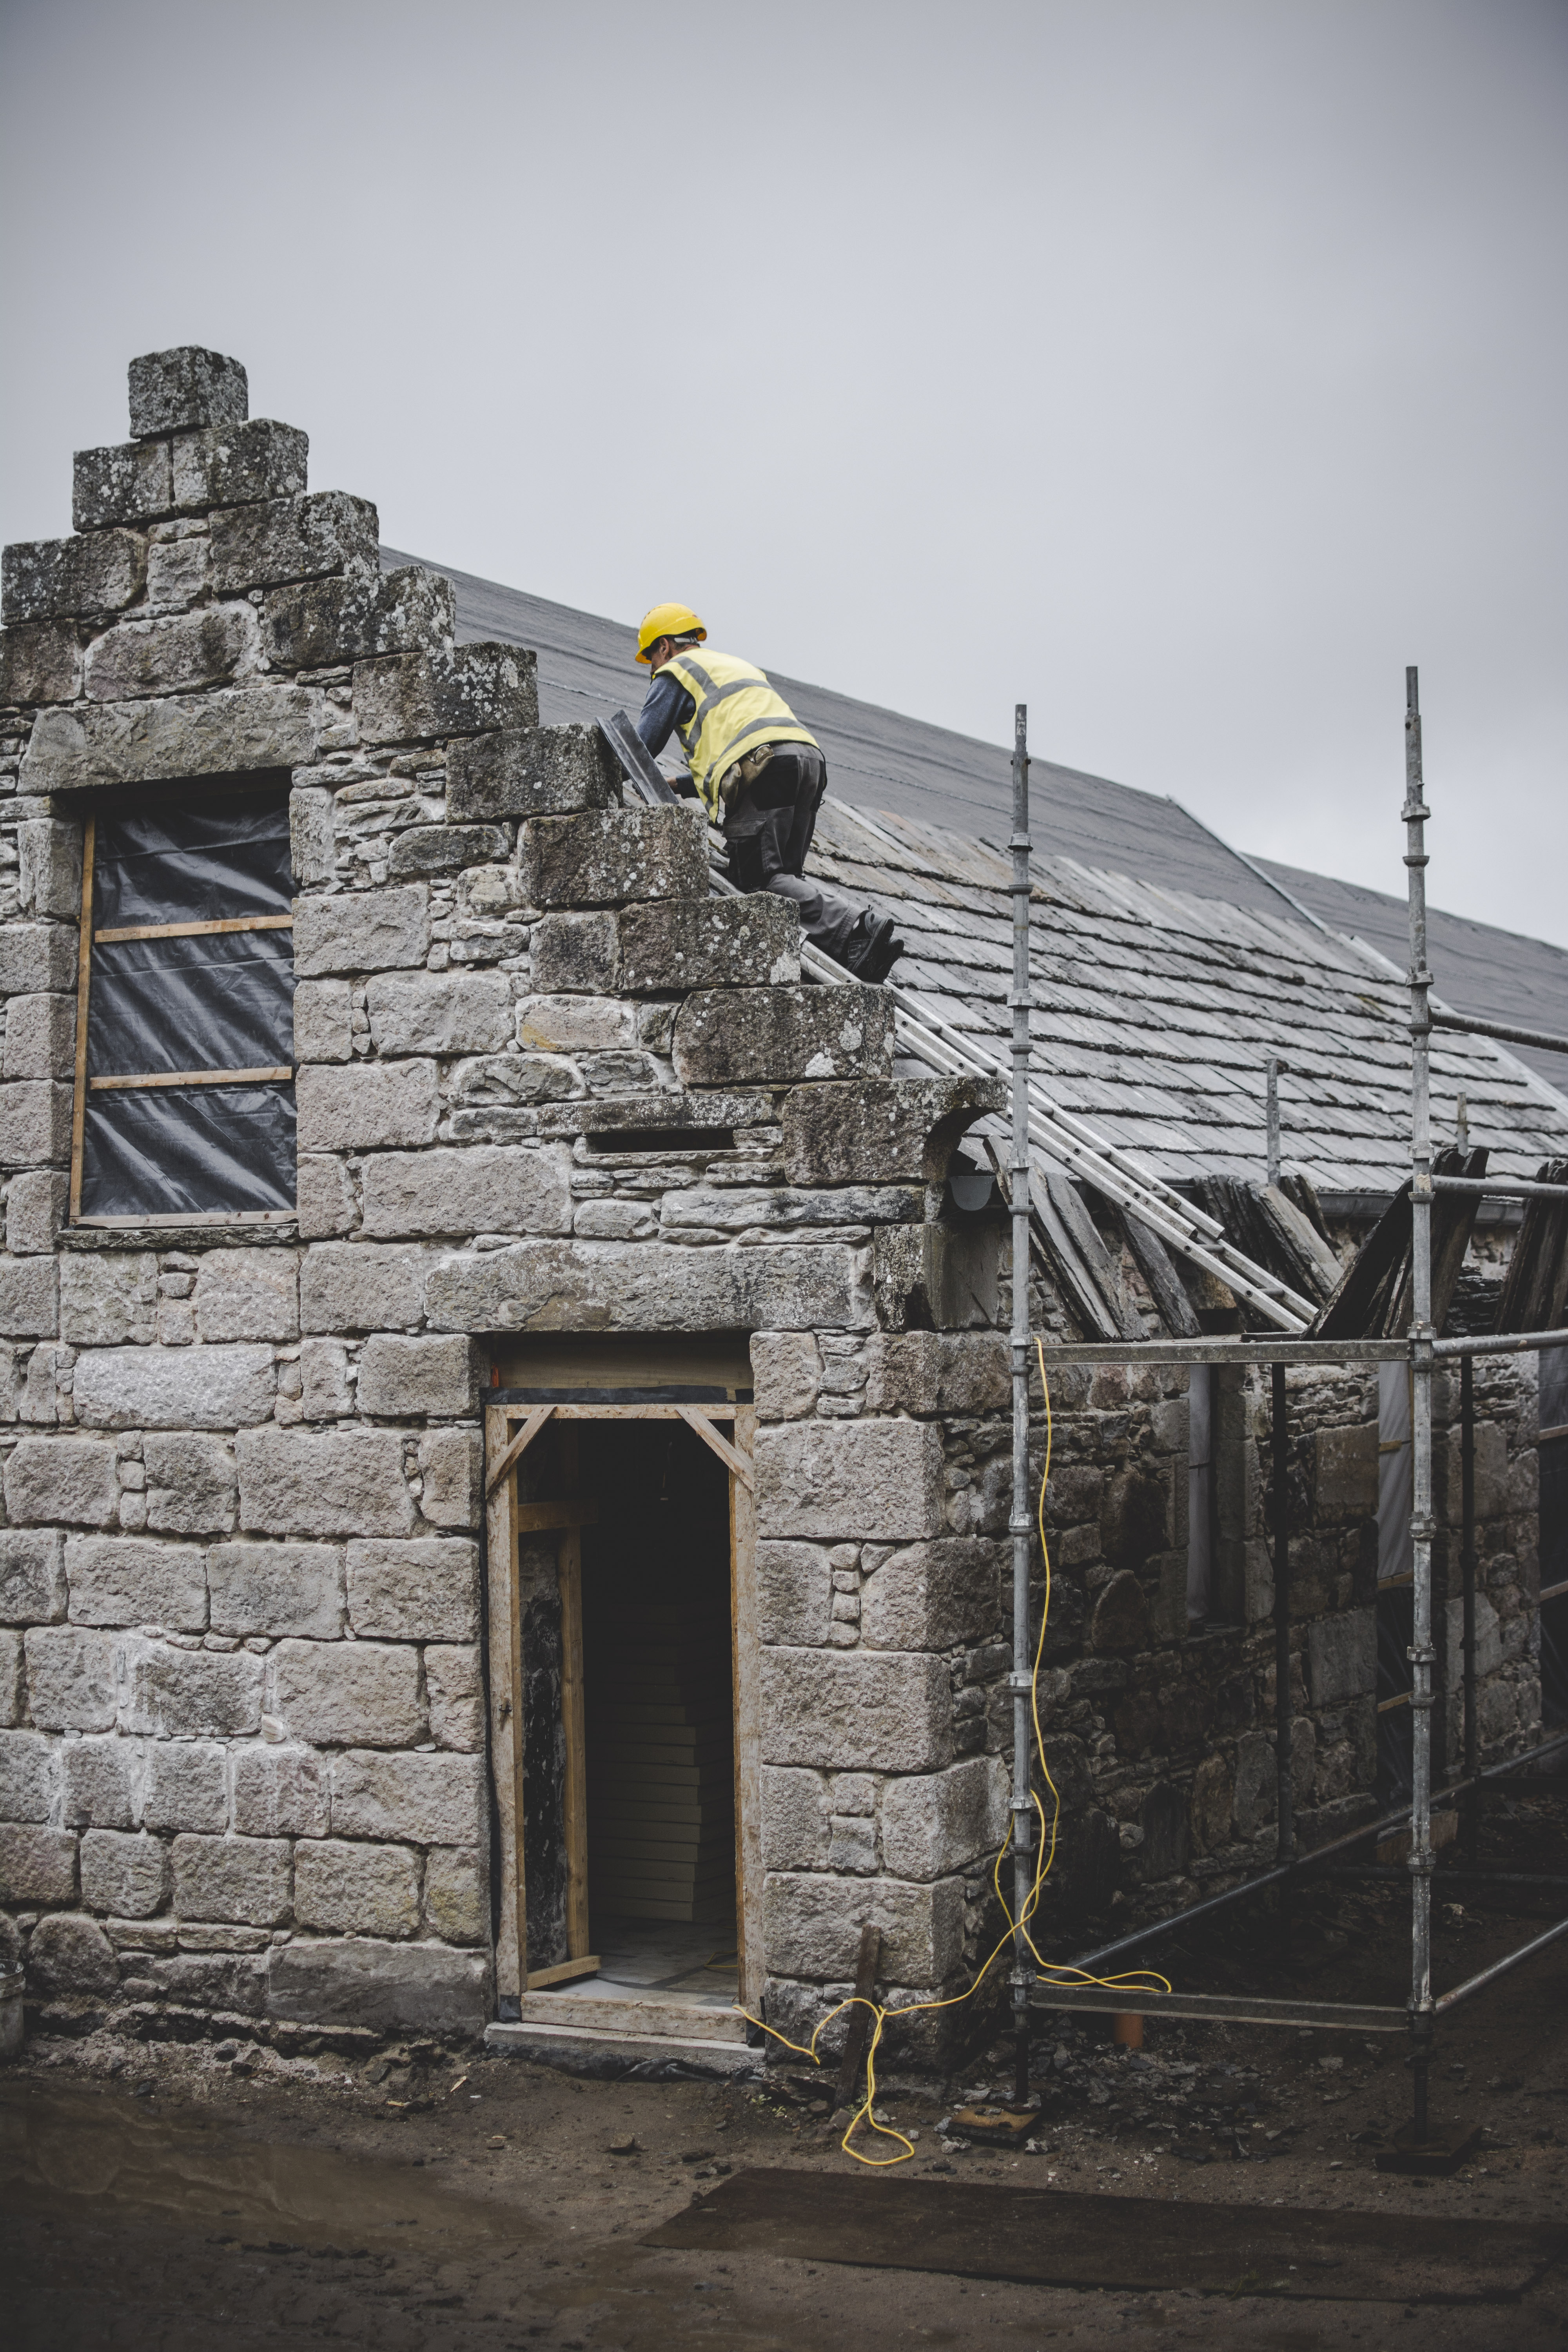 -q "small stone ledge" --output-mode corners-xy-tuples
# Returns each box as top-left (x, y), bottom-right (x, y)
(116, 2000), (387, 2057)
(60, 1222), (299, 1253)
(530, 1087), (785, 1143)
